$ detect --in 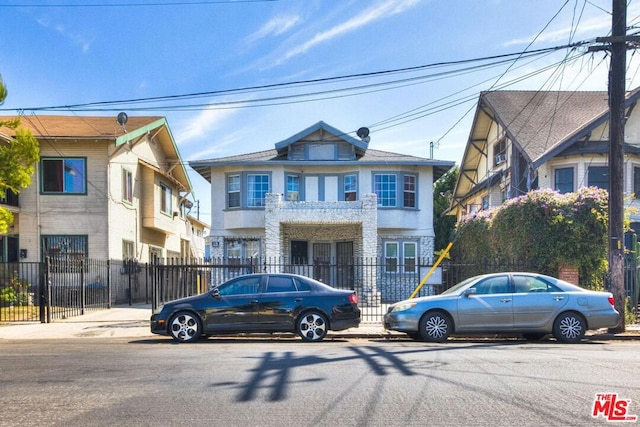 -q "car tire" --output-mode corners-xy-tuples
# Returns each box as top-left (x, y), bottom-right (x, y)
(419, 311), (451, 343)
(296, 311), (328, 342)
(169, 311), (202, 343)
(553, 312), (586, 343)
